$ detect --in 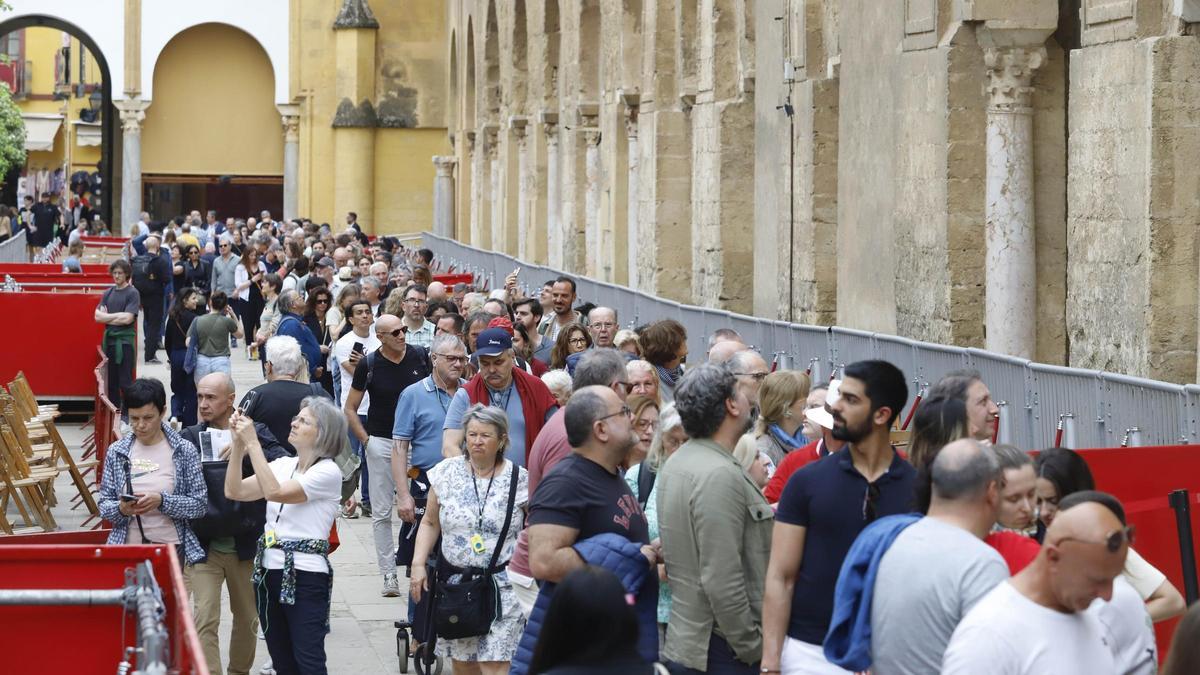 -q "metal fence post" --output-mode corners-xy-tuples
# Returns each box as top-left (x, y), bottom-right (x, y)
(1168, 490), (1199, 605)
